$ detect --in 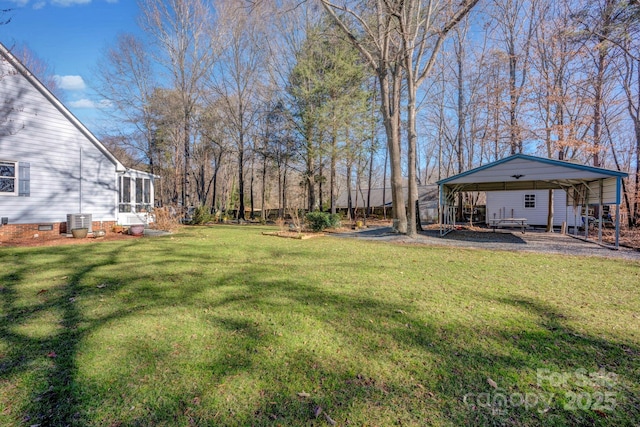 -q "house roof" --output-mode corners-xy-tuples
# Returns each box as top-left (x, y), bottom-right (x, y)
(437, 154), (627, 188)
(0, 42), (126, 173)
